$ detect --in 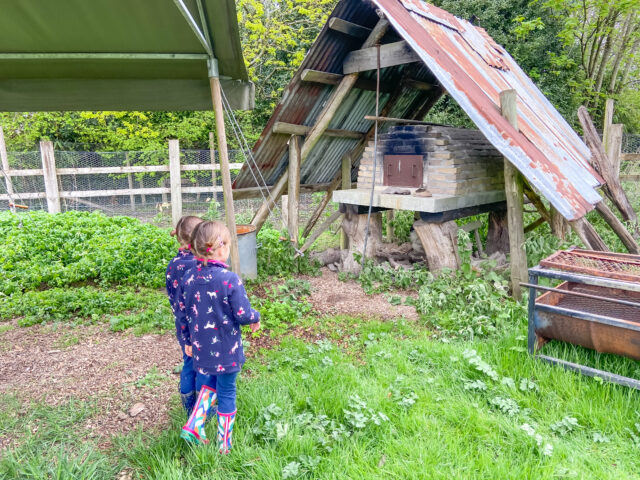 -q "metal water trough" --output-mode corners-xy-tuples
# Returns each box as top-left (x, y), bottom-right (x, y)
(526, 248), (640, 389)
